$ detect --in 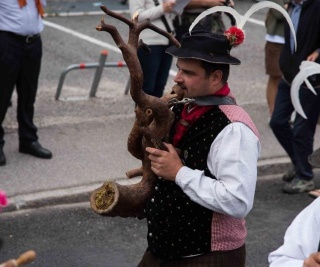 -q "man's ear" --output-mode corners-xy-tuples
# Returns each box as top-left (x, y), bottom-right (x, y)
(210, 70), (223, 86)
